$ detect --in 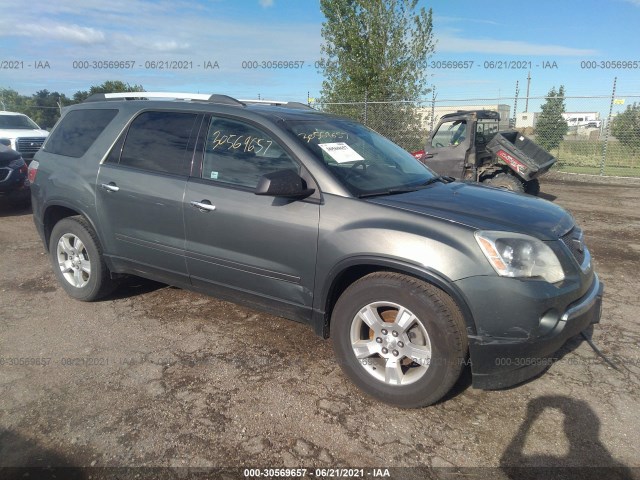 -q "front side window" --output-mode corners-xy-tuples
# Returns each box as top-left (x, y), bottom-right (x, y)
(119, 111), (198, 174)
(285, 118), (434, 197)
(201, 117), (299, 188)
(431, 120), (467, 148)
